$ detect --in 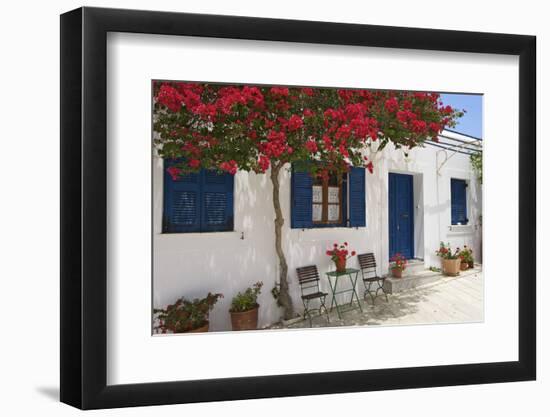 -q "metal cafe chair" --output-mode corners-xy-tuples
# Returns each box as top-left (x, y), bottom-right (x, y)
(357, 253), (389, 305)
(296, 265), (330, 326)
